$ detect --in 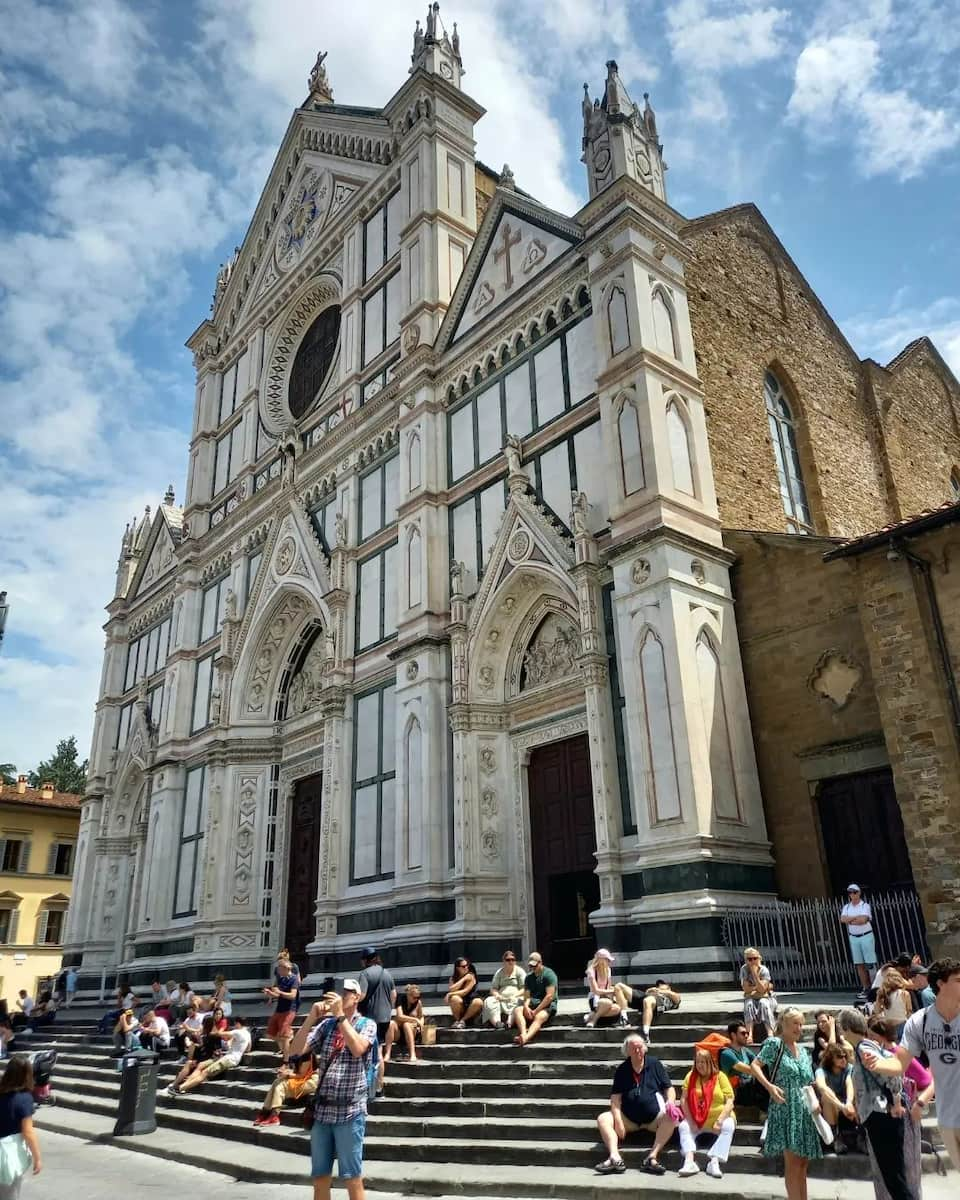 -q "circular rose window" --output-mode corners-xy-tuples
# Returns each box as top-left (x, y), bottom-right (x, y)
(288, 304), (341, 420)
